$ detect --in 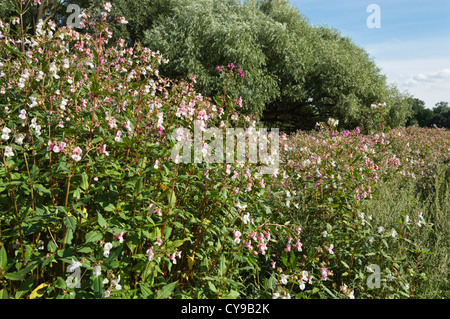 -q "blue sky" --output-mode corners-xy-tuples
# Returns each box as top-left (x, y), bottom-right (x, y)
(289, 0), (450, 109)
